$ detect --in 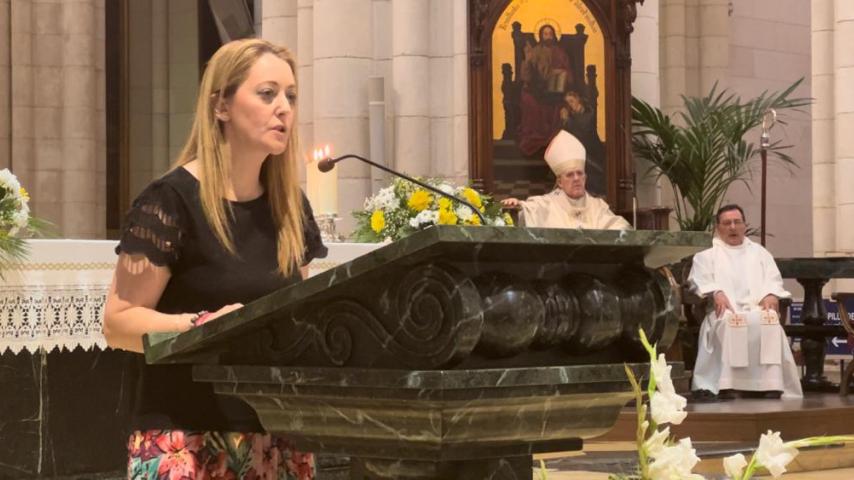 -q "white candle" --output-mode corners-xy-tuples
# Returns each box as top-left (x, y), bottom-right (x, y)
(307, 145), (338, 215)
(655, 177), (663, 206)
(633, 197), (638, 228)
